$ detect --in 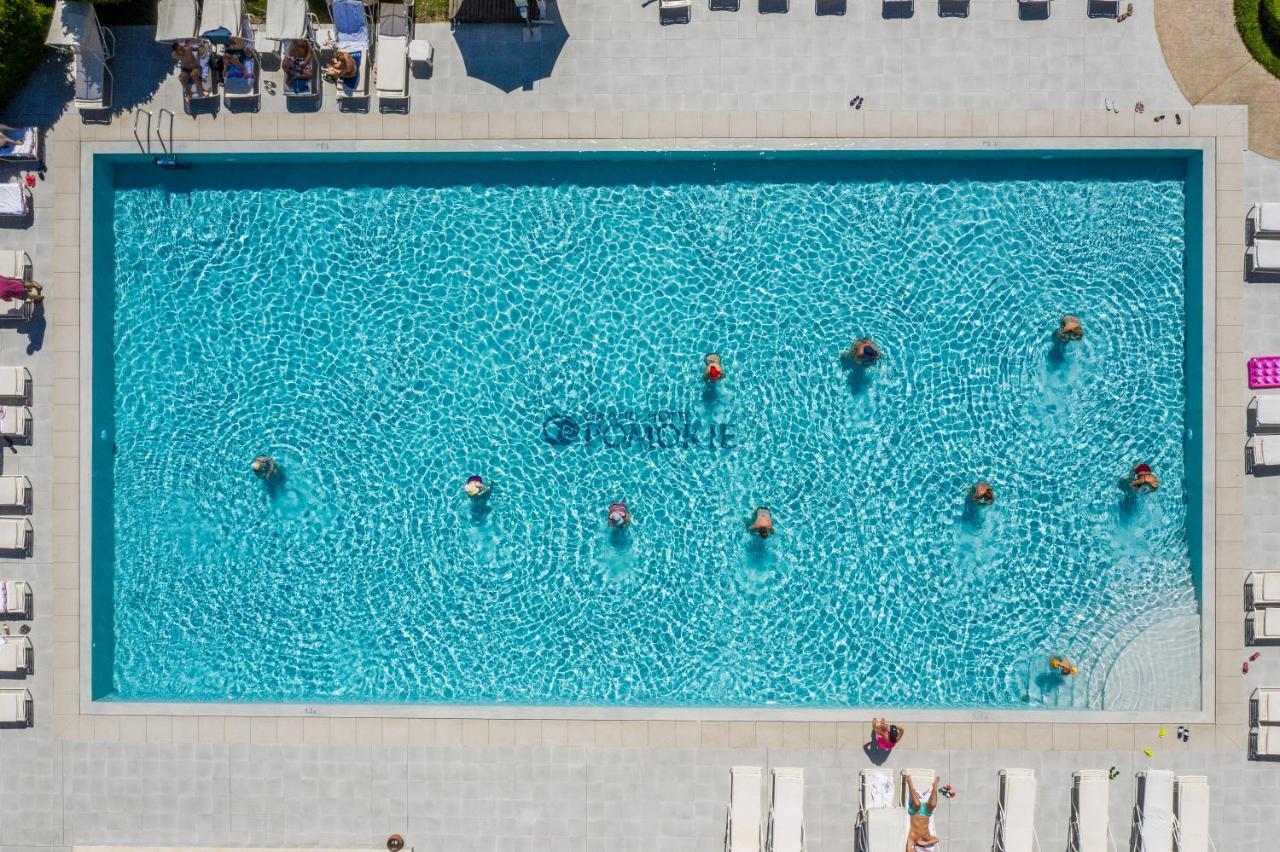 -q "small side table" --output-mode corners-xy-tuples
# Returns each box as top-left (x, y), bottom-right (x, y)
(408, 39), (434, 70)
